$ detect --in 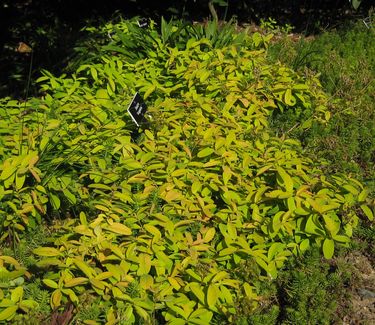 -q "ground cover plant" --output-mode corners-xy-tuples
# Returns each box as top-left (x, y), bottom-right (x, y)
(0, 18), (373, 324)
(267, 15), (375, 193)
(245, 15), (375, 324)
(237, 246), (354, 325)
